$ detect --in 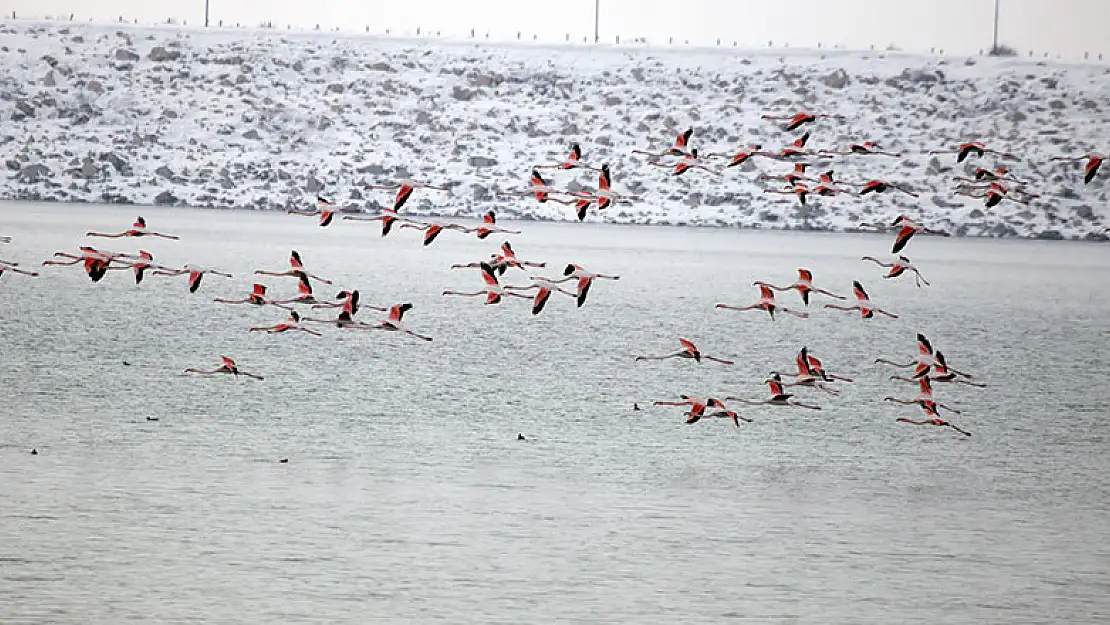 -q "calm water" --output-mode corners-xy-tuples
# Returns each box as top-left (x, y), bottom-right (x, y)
(1, 201), (1109, 624)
